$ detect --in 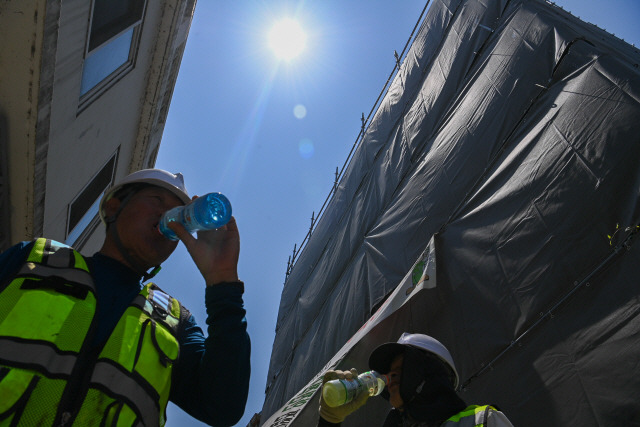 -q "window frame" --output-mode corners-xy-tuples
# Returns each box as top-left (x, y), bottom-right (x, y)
(78, 0), (147, 111)
(65, 149), (119, 245)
